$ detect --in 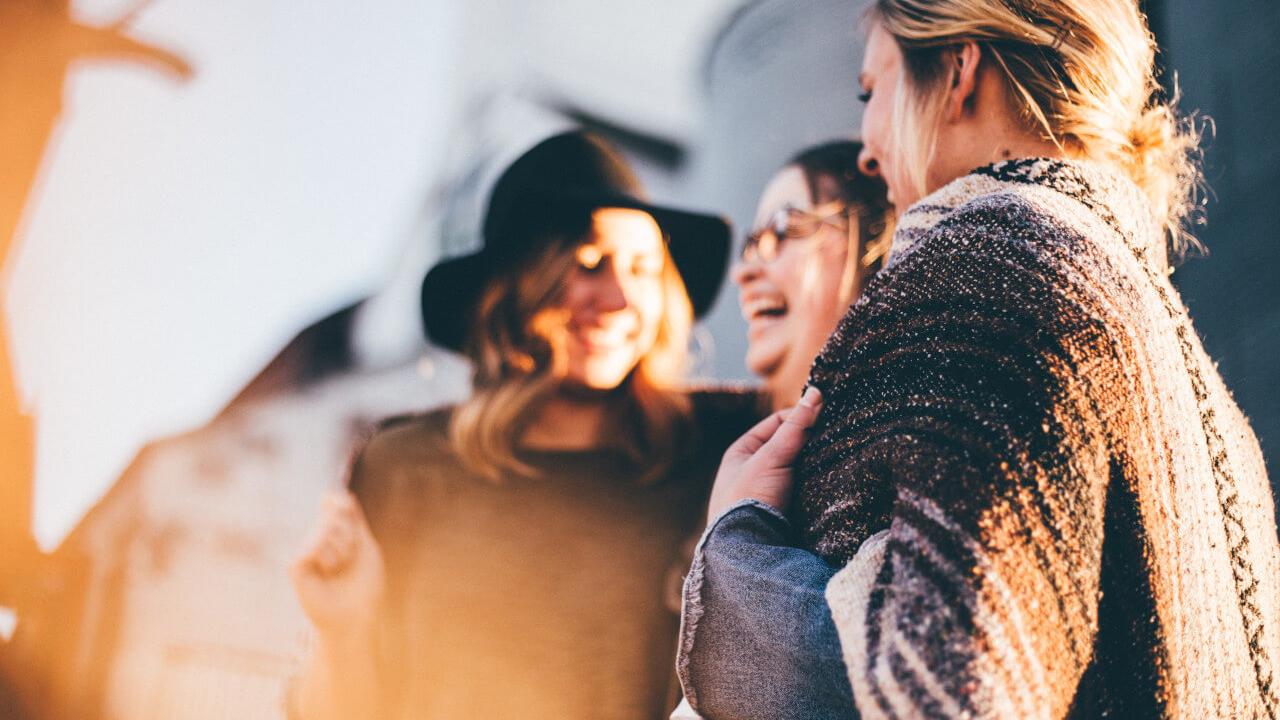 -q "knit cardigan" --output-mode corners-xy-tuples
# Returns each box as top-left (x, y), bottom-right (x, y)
(795, 159), (1280, 719)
